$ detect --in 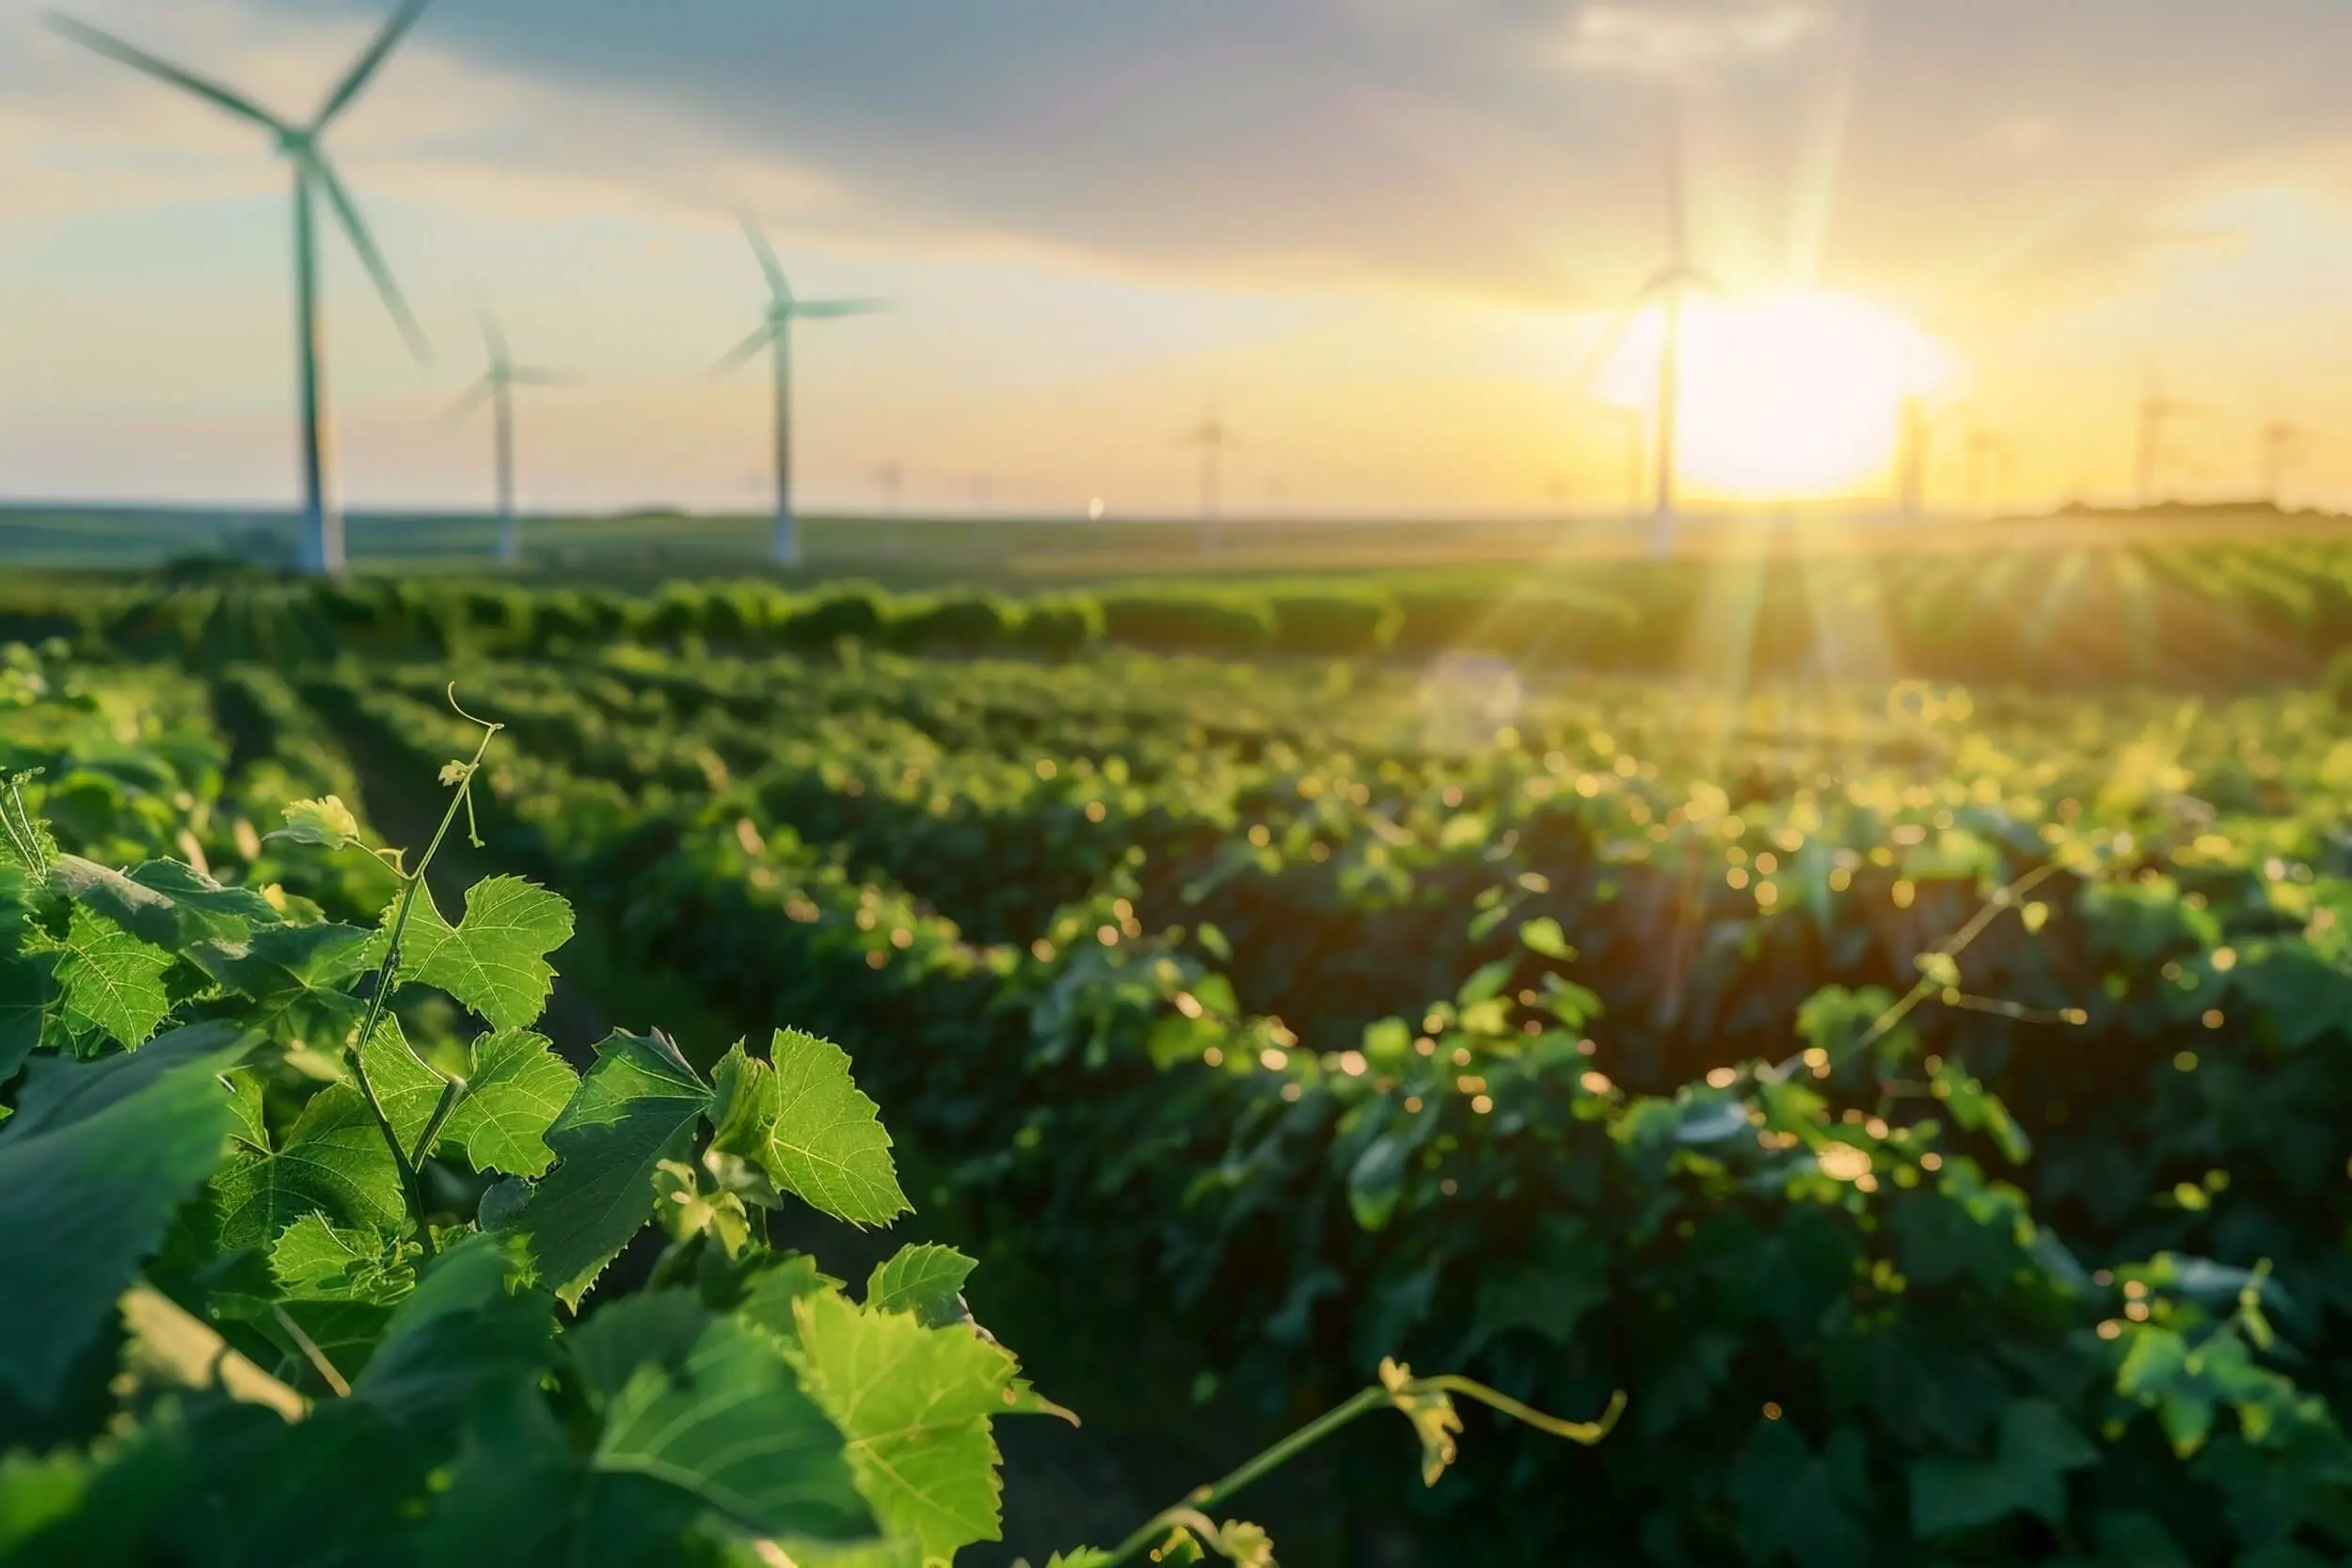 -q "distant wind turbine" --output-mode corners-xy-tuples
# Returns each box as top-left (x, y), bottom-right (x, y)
(713, 215), (888, 568)
(1178, 404), (1236, 556)
(46, 2), (434, 578)
(1963, 422), (2013, 516)
(447, 317), (576, 568)
(2261, 419), (2310, 508)
(1571, 87), (1720, 557)
(2136, 371), (2201, 508)
(1894, 396), (1947, 521)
